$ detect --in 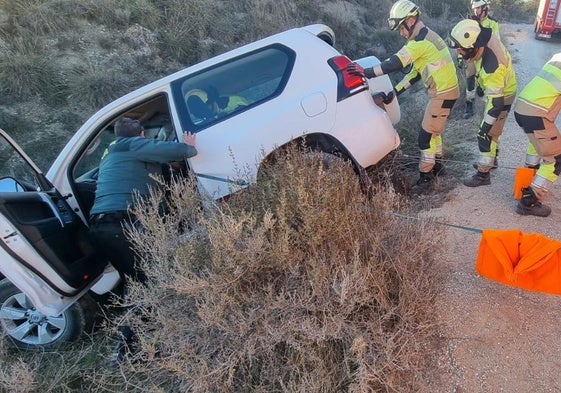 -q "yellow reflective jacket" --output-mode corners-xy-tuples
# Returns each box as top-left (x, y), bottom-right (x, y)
(514, 53), (561, 122)
(468, 32), (517, 100)
(480, 16), (500, 36)
(394, 21), (459, 98)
